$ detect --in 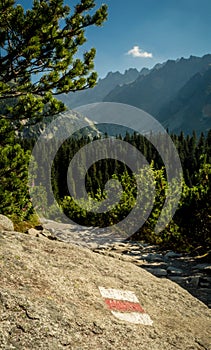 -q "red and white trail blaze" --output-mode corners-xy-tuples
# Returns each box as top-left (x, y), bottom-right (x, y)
(99, 287), (153, 325)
